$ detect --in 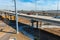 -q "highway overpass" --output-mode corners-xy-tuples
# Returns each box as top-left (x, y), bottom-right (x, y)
(0, 10), (60, 27)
